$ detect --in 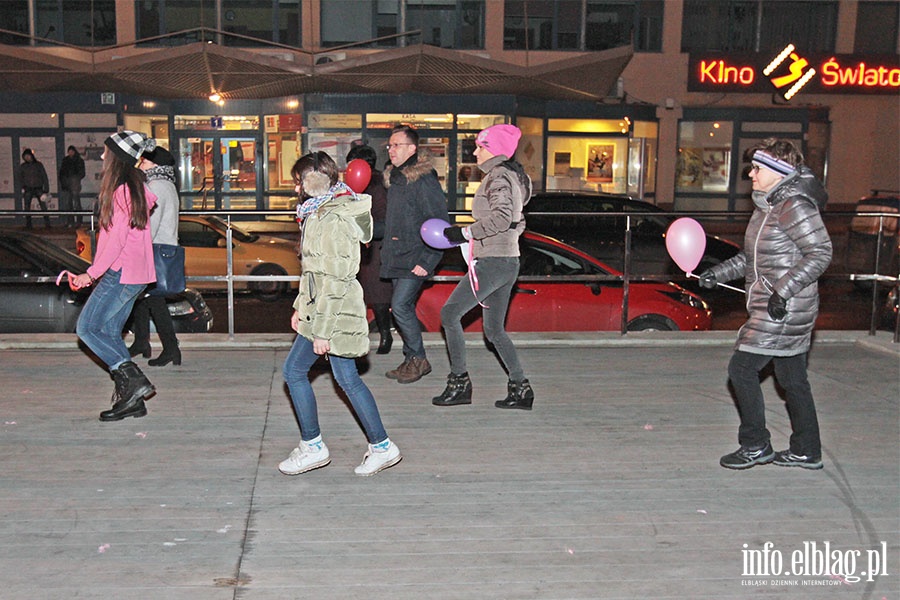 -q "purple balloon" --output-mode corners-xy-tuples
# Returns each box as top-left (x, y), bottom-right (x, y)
(420, 218), (457, 249)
